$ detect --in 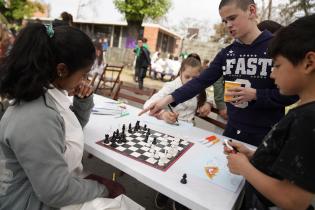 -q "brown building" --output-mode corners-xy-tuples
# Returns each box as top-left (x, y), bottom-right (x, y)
(31, 17), (182, 55)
